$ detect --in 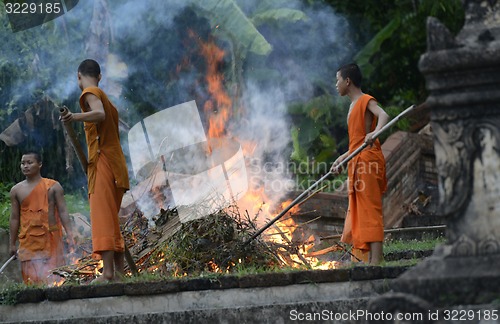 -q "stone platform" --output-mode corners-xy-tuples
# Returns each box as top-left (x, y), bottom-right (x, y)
(0, 267), (407, 323)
